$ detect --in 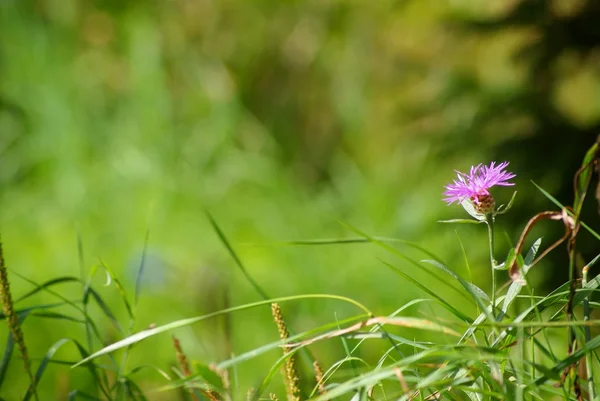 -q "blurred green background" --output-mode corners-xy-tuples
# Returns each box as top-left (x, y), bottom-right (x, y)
(1, 0), (599, 399)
